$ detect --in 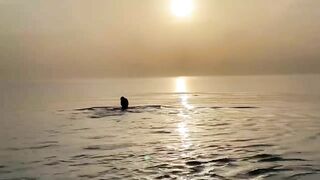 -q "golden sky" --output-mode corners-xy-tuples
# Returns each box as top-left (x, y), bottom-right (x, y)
(0, 0), (320, 79)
